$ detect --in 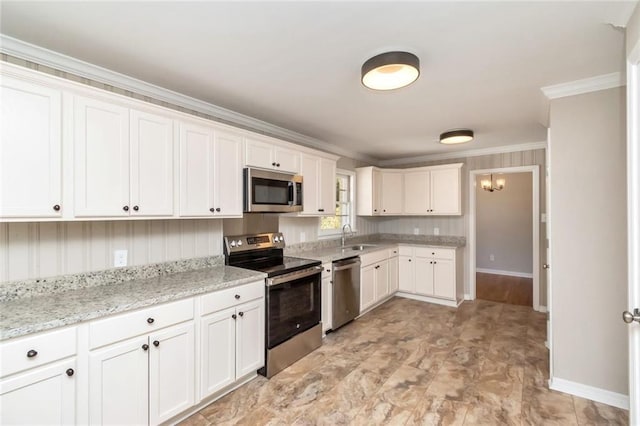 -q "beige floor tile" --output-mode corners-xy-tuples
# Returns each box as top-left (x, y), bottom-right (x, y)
(409, 395), (469, 426)
(573, 396), (629, 425)
(521, 386), (579, 425)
